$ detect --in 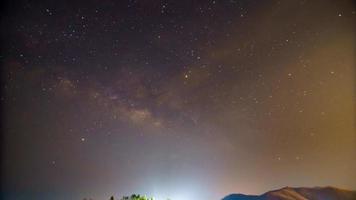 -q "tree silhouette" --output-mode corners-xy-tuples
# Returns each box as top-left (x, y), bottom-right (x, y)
(119, 194), (155, 200)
